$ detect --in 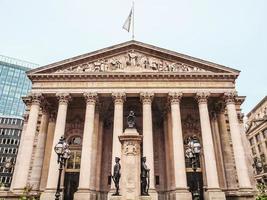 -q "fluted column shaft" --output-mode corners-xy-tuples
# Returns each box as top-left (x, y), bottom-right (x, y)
(30, 106), (49, 190)
(45, 93), (71, 190)
(78, 93), (98, 191)
(169, 93), (188, 189)
(225, 93), (252, 189)
(13, 93), (43, 191)
(196, 92), (220, 189)
(110, 92), (125, 189)
(140, 92), (156, 189)
(40, 113), (56, 191)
